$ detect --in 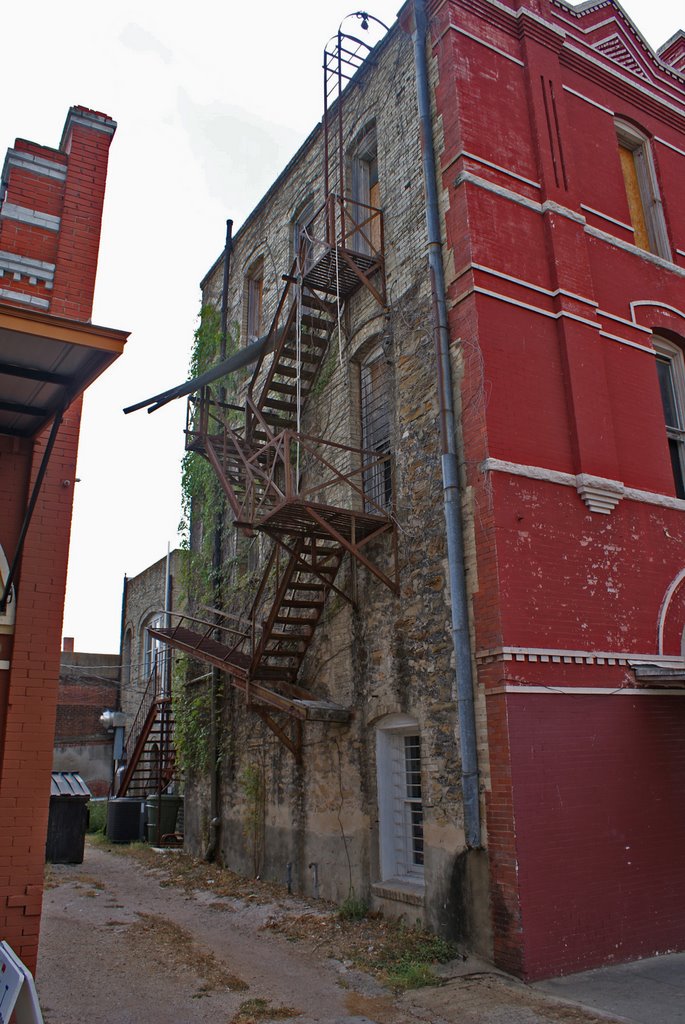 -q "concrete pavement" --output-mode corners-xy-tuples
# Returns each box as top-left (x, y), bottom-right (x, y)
(536, 952), (685, 1024)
